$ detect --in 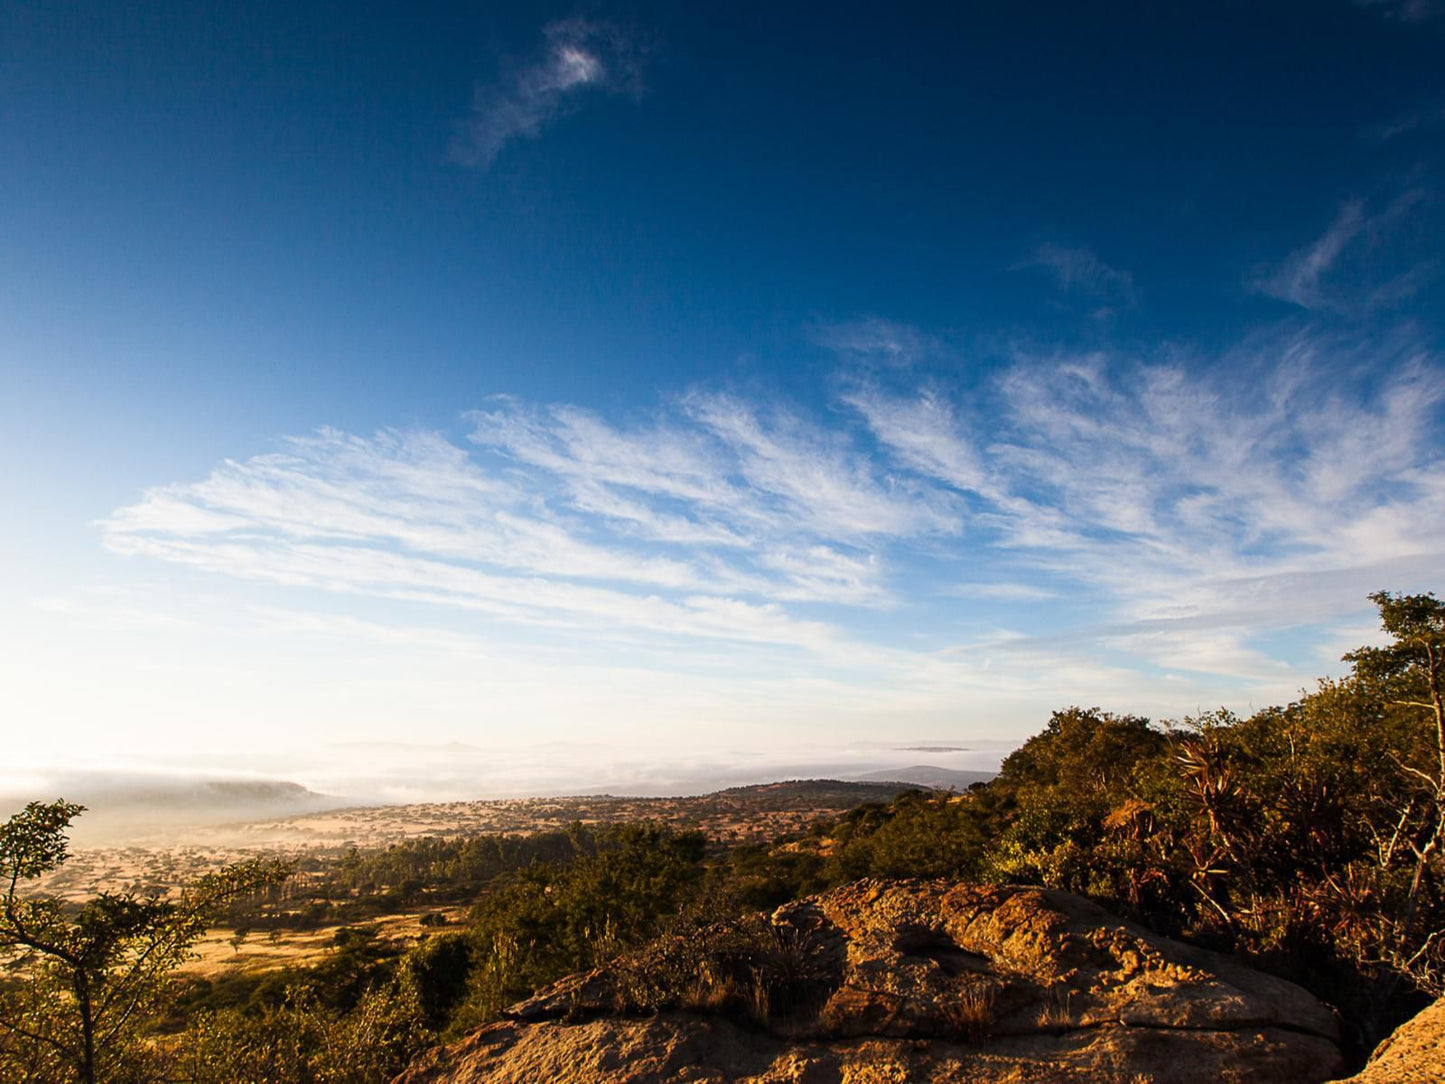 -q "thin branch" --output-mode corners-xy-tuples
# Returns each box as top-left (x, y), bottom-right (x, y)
(0, 1013), (72, 1056)
(1388, 751), (1440, 791)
